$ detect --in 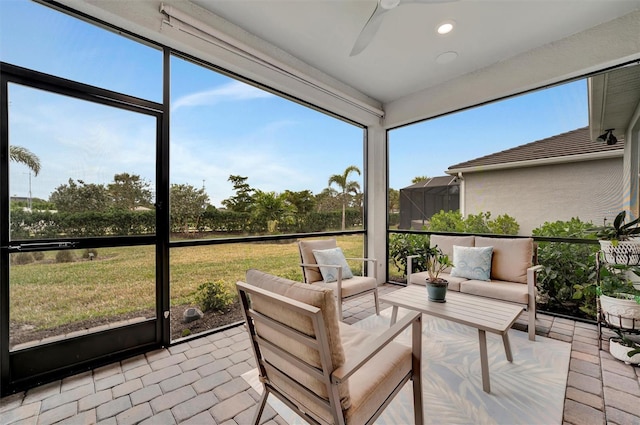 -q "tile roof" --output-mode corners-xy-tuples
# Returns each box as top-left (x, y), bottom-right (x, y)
(447, 127), (624, 171)
(402, 175), (459, 190)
